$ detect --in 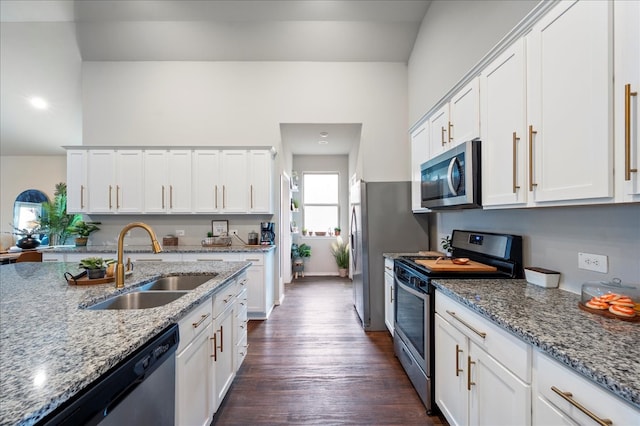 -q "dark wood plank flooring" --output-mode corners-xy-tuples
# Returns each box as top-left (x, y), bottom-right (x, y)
(212, 277), (446, 425)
